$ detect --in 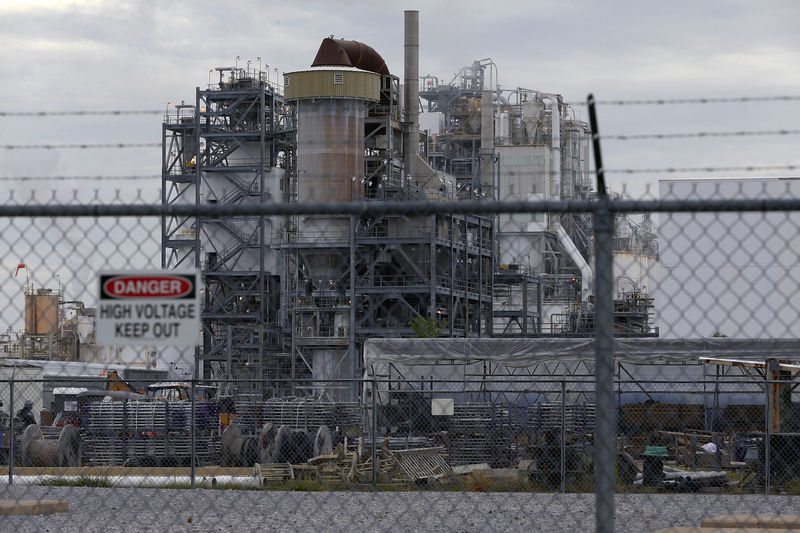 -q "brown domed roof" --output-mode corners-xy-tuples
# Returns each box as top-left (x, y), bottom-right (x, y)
(311, 38), (389, 76)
